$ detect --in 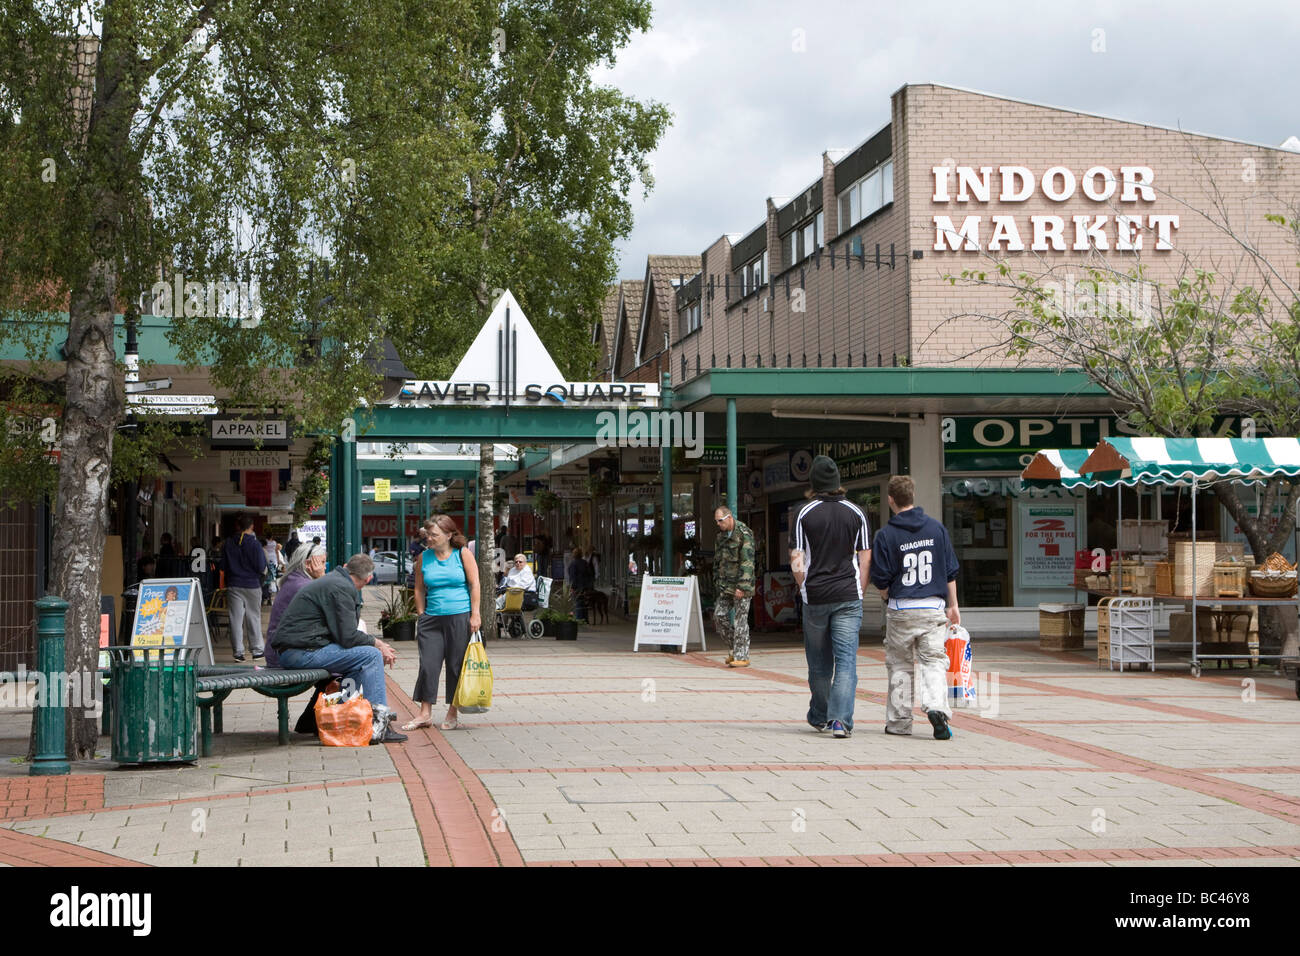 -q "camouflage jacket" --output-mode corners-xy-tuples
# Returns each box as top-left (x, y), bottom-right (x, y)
(714, 520), (756, 596)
